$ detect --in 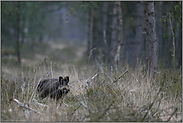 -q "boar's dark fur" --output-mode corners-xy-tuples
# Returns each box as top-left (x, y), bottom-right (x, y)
(37, 76), (70, 101)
